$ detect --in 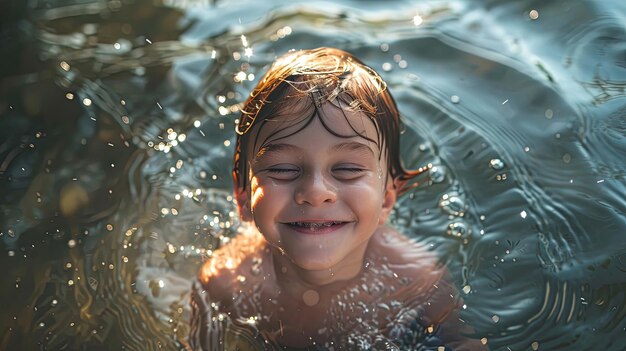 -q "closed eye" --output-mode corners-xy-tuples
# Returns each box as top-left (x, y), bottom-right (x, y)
(263, 166), (300, 180)
(333, 165), (368, 180)
(334, 167), (365, 173)
(267, 168), (298, 173)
